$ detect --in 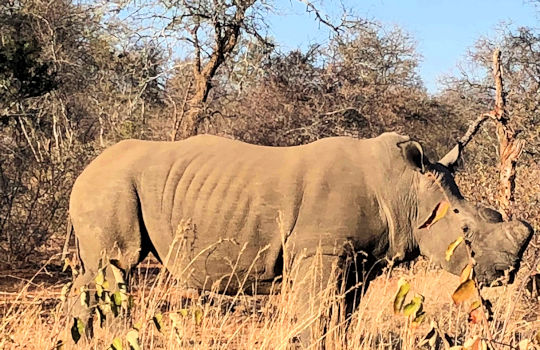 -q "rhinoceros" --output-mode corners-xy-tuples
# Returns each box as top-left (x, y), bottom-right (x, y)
(67, 132), (532, 339)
